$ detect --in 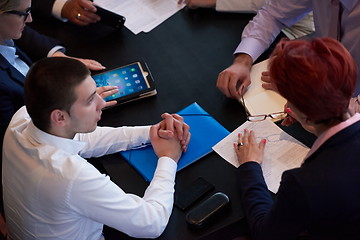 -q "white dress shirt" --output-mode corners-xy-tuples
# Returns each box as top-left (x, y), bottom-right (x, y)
(234, 0), (360, 96)
(215, 0), (314, 40)
(3, 106), (177, 240)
